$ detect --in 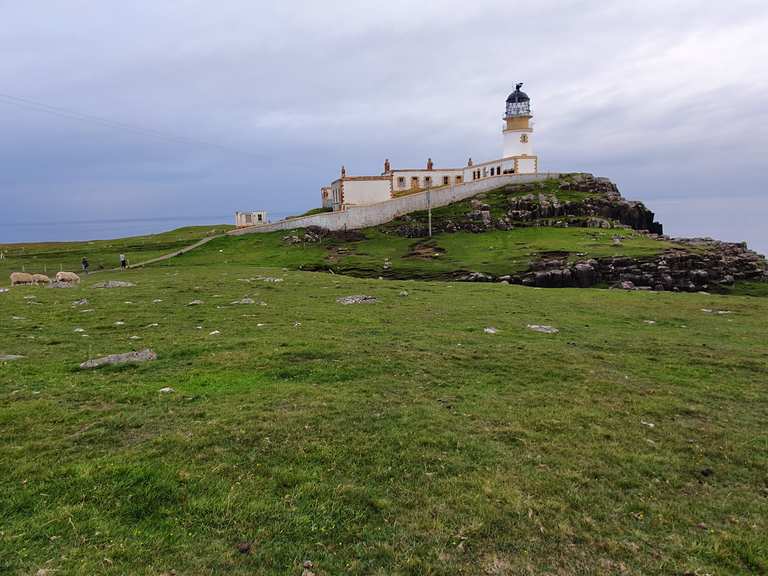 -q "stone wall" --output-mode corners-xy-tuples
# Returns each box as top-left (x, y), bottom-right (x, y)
(228, 173), (562, 236)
